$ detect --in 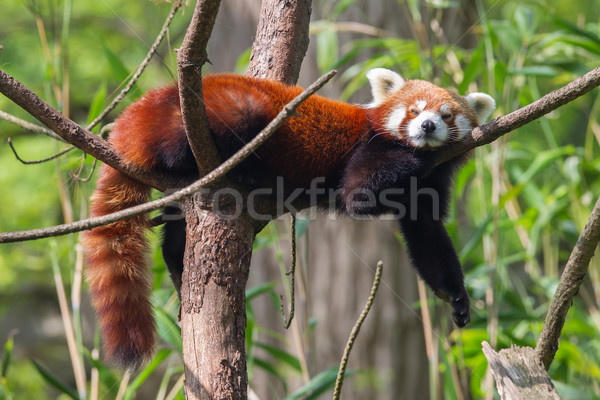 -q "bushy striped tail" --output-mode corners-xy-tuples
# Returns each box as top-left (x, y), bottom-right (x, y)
(82, 164), (155, 369)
